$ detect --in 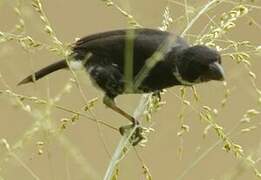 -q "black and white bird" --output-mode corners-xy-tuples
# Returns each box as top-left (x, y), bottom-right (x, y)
(18, 28), (225, 144)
